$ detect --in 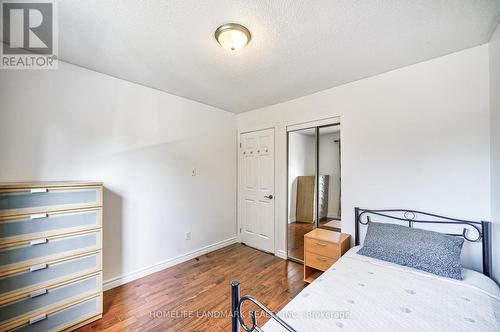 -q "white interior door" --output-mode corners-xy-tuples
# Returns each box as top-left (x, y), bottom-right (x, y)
(239, 128), (275, 253)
